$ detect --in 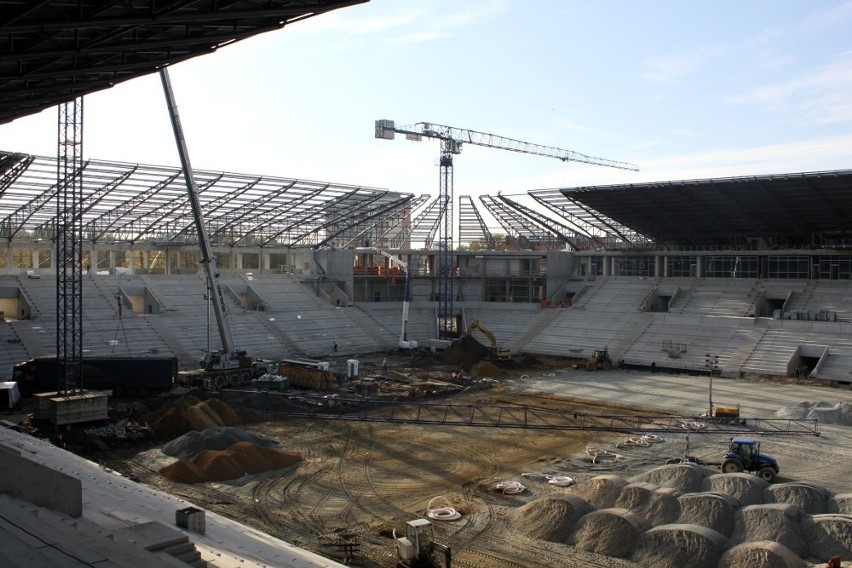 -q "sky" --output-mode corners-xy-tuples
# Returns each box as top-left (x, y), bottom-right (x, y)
(1, 0), (852, 222)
